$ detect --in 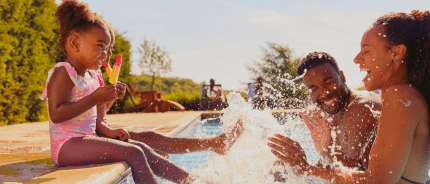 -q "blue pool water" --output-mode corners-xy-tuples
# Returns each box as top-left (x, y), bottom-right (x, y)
(156, 117), (322, 183)
(129, 117), (430, 183)
(169, 120), (224, 171)
(168, 118), (320, 171)
(123, 93), (430, 183)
